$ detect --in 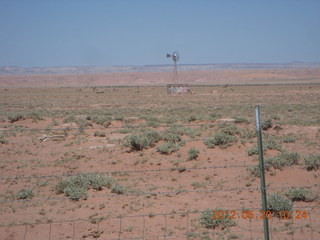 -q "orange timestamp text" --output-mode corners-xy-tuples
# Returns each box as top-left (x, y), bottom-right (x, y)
(212, 210), (309, 220)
